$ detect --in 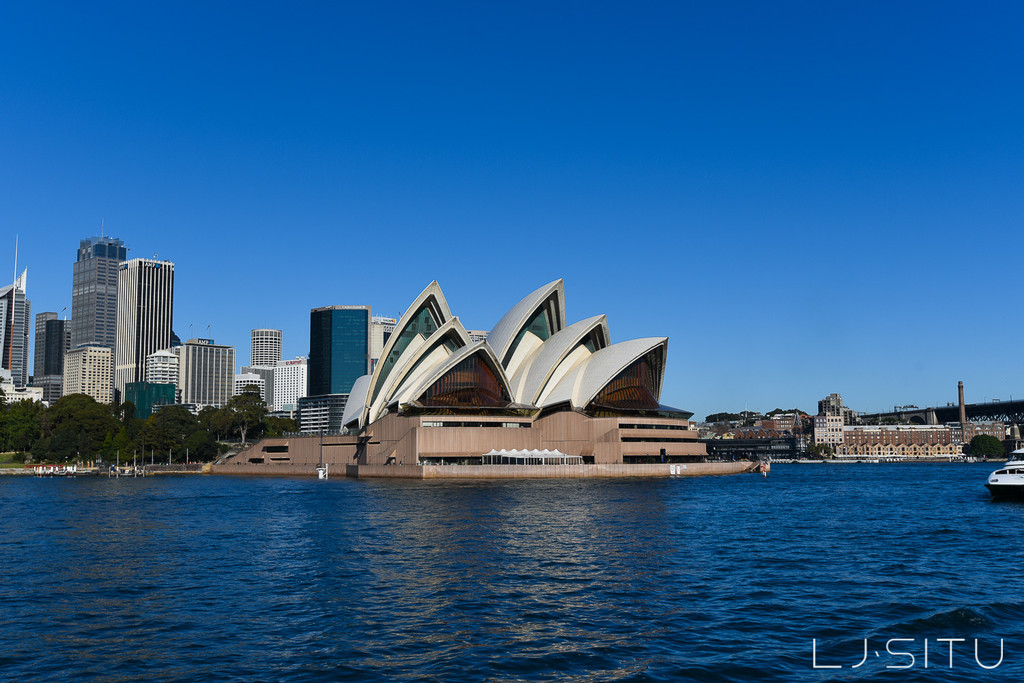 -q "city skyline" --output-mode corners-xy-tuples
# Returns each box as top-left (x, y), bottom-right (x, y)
(3, 3), (1023, 420)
